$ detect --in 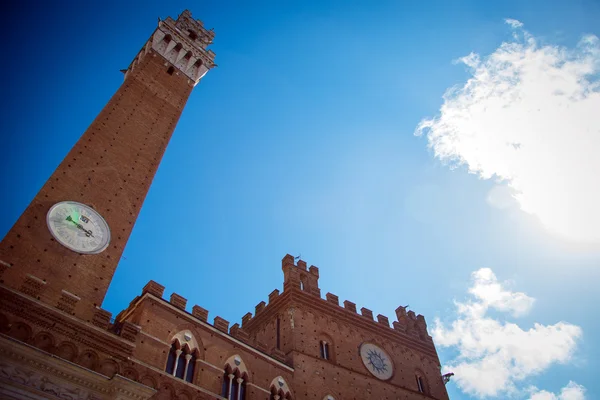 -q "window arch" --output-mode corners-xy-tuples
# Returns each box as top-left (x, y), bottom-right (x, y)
(319, 340), (330, 360)
(222, 355), (249, 400)
(222, 368), (248, 400)
(164, 331), (201, 384)
(317, 333), (335, 362)
(269, 376), (292, 400)
(415, 370), (429, 394)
